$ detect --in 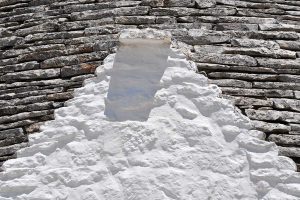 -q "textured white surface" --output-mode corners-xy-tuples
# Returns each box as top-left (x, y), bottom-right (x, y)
(0, 29), (300, 200)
